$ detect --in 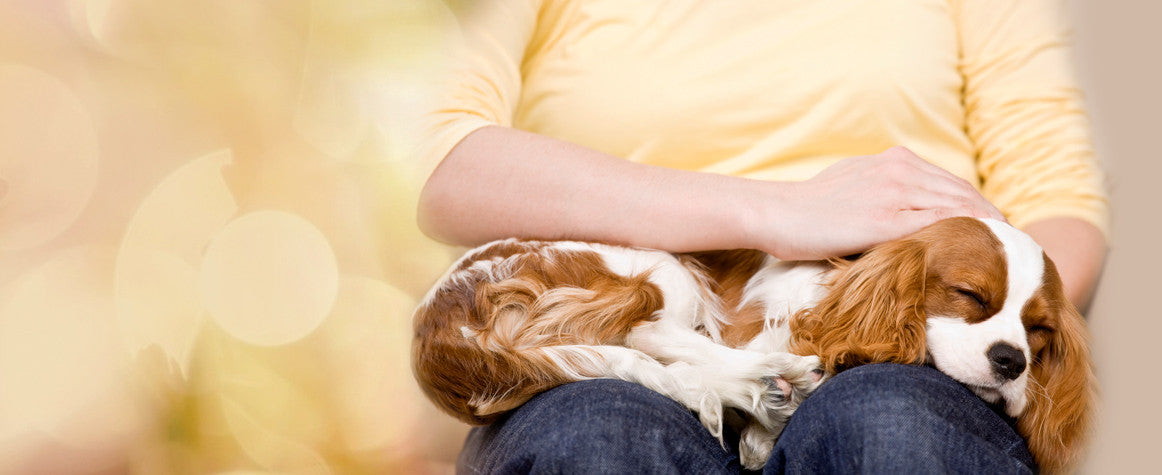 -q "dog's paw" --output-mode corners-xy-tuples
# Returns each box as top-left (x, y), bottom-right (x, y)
(668, 351), (826, 449)
(748, 353), (825, 429)
(738, 423), (778, 470)
(731, 355), (826, 468)
(780, 354), (826, 404)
